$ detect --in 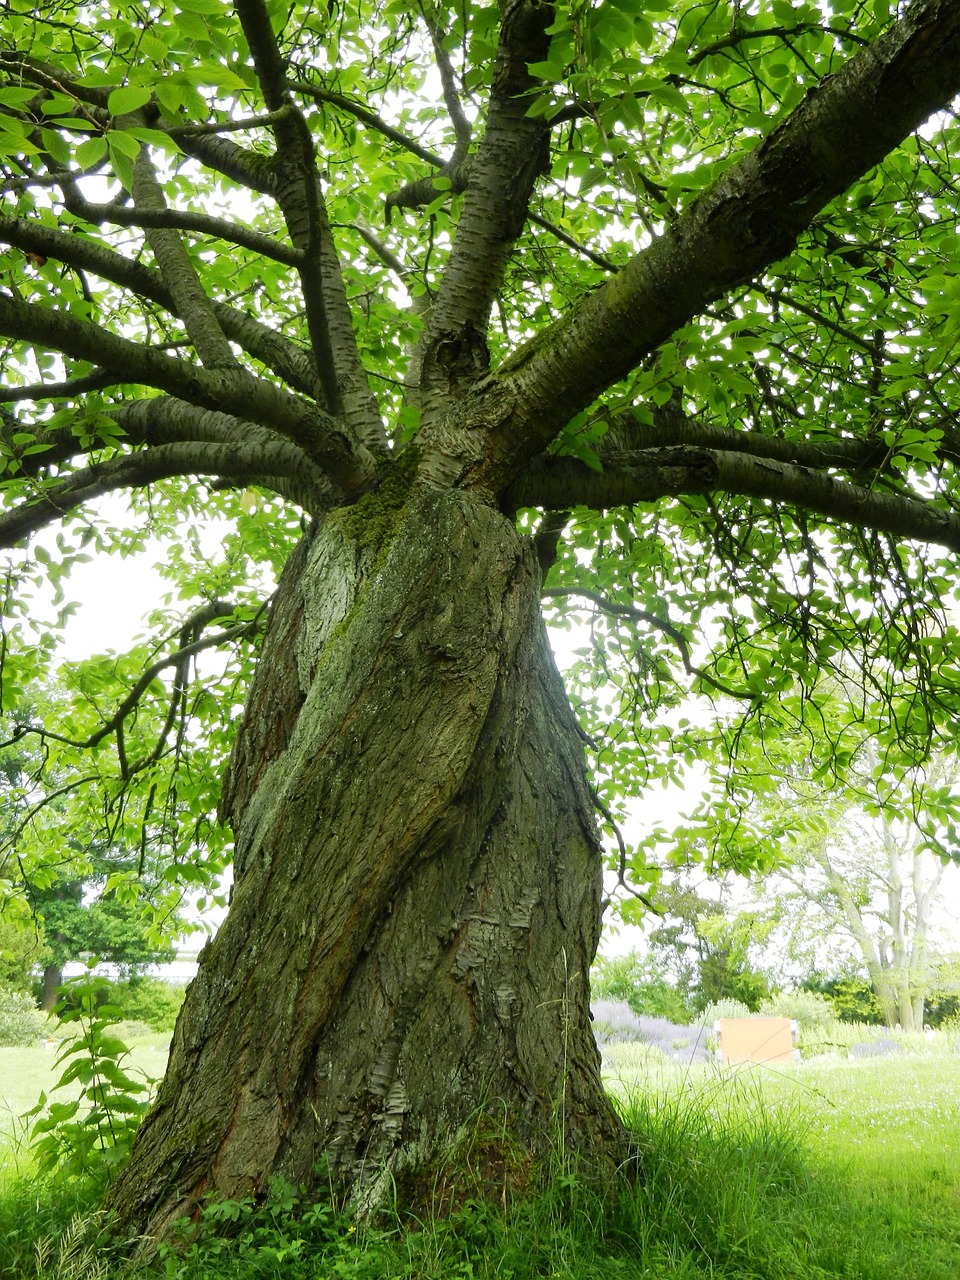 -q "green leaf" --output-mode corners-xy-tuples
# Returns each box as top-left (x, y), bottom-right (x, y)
(75, 135), (107, 168)
(40, 127), (72, 165)
(527, 60), (568, 83)
(107, 85), (153, 116)
(106, 129), (142, 159)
